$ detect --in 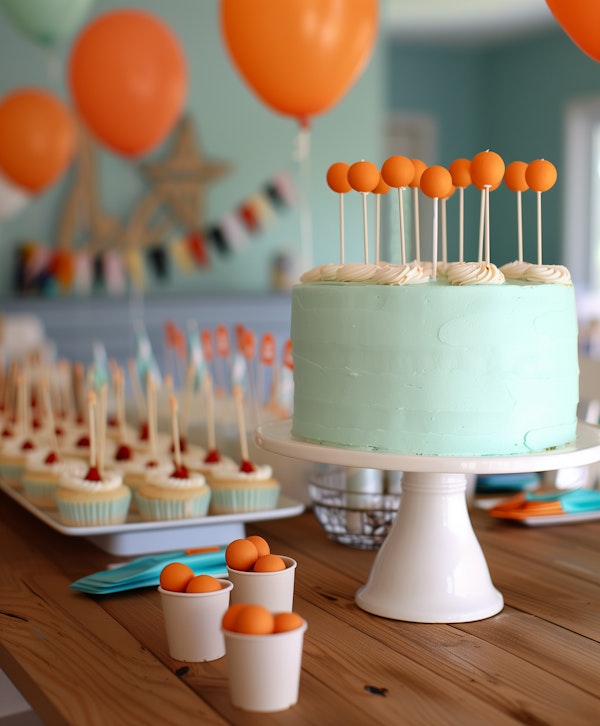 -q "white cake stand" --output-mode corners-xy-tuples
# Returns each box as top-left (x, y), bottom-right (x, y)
(255, 420), (600, 623)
